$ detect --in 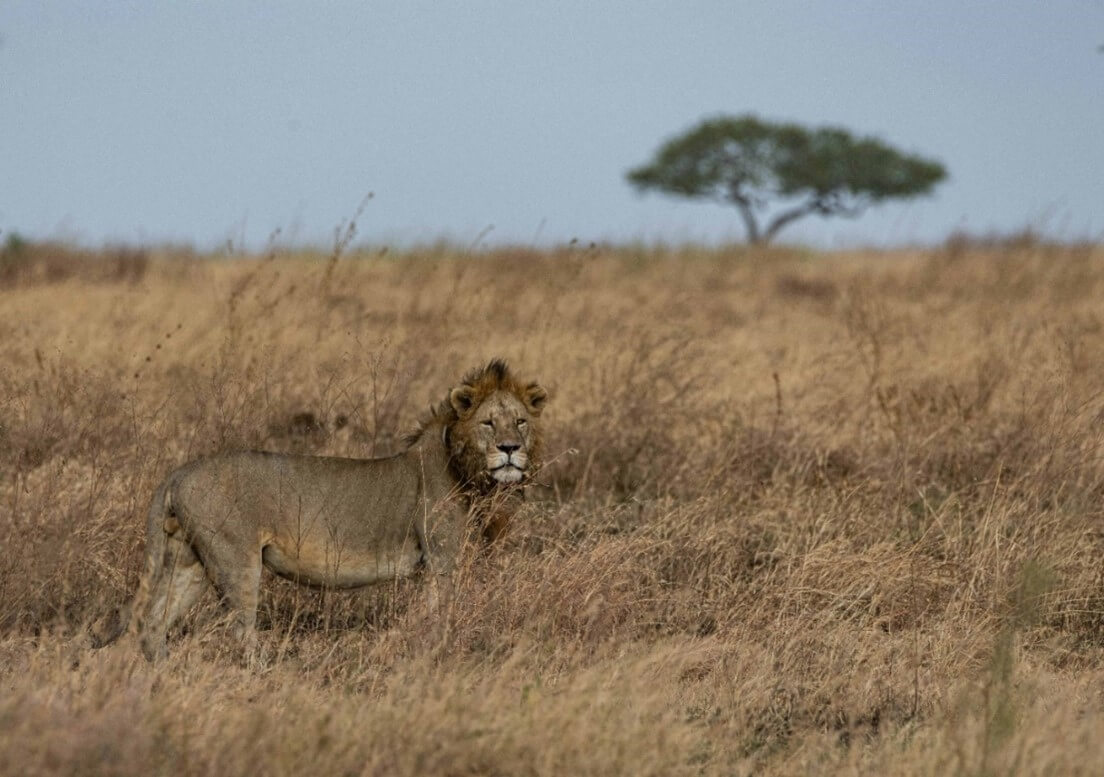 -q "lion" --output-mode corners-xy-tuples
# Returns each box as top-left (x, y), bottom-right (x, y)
(95, 359), (548, 661)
